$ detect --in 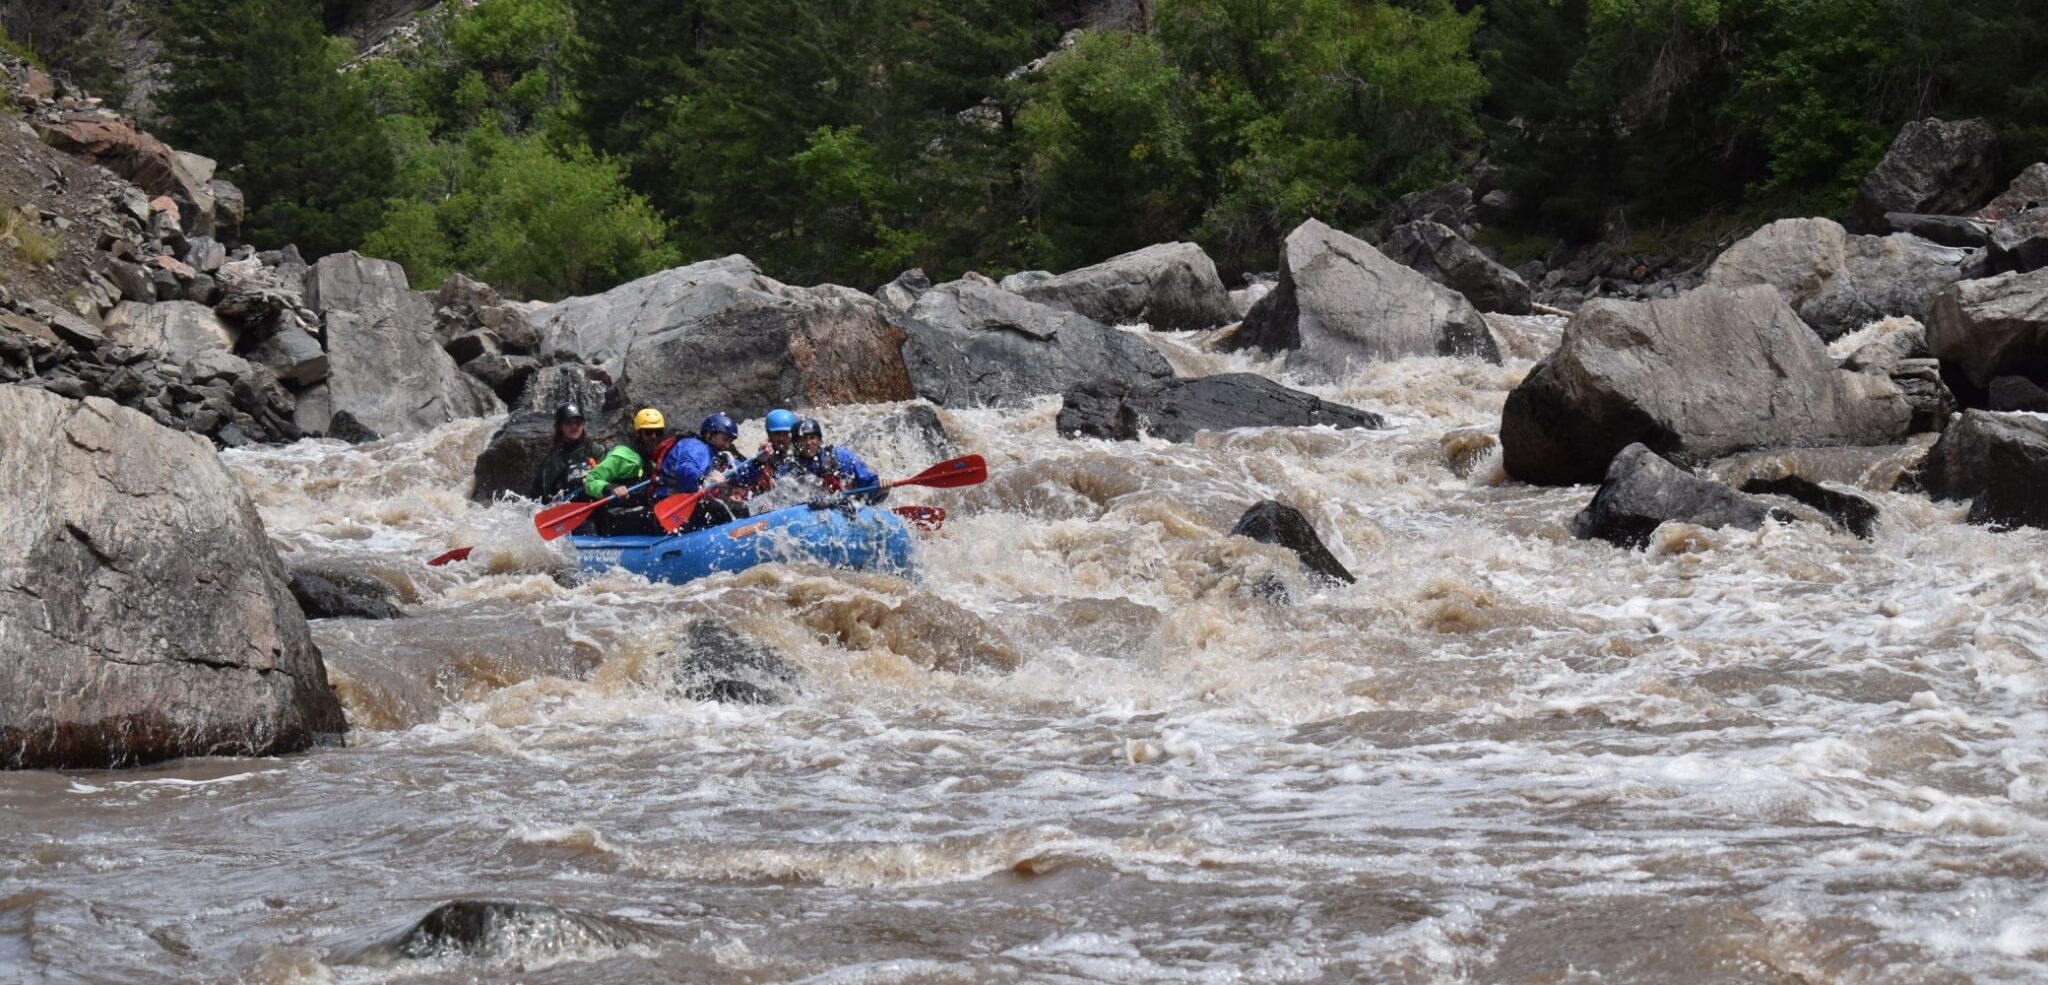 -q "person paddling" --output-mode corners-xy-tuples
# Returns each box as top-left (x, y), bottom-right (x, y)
(581, 408), (671, 535)
(790, 417), (885, 503)
(658, 412), (750, 531)
(531, 401), (599, 503)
